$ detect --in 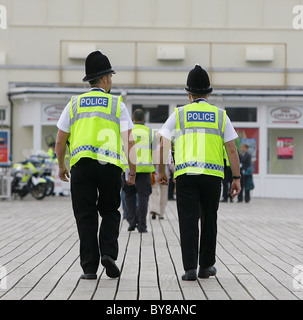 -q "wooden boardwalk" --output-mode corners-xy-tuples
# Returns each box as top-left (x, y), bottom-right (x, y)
(0, 195), (303, 300)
